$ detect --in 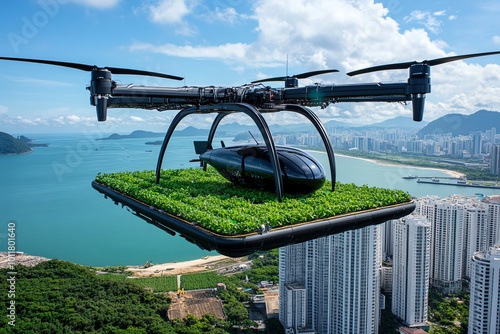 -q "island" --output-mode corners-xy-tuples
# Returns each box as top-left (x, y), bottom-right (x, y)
(0, 132), (32, 154)
(96, 130), (165, 140)
(0, 132), (50, 154)
(97, 127), (211, 141)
